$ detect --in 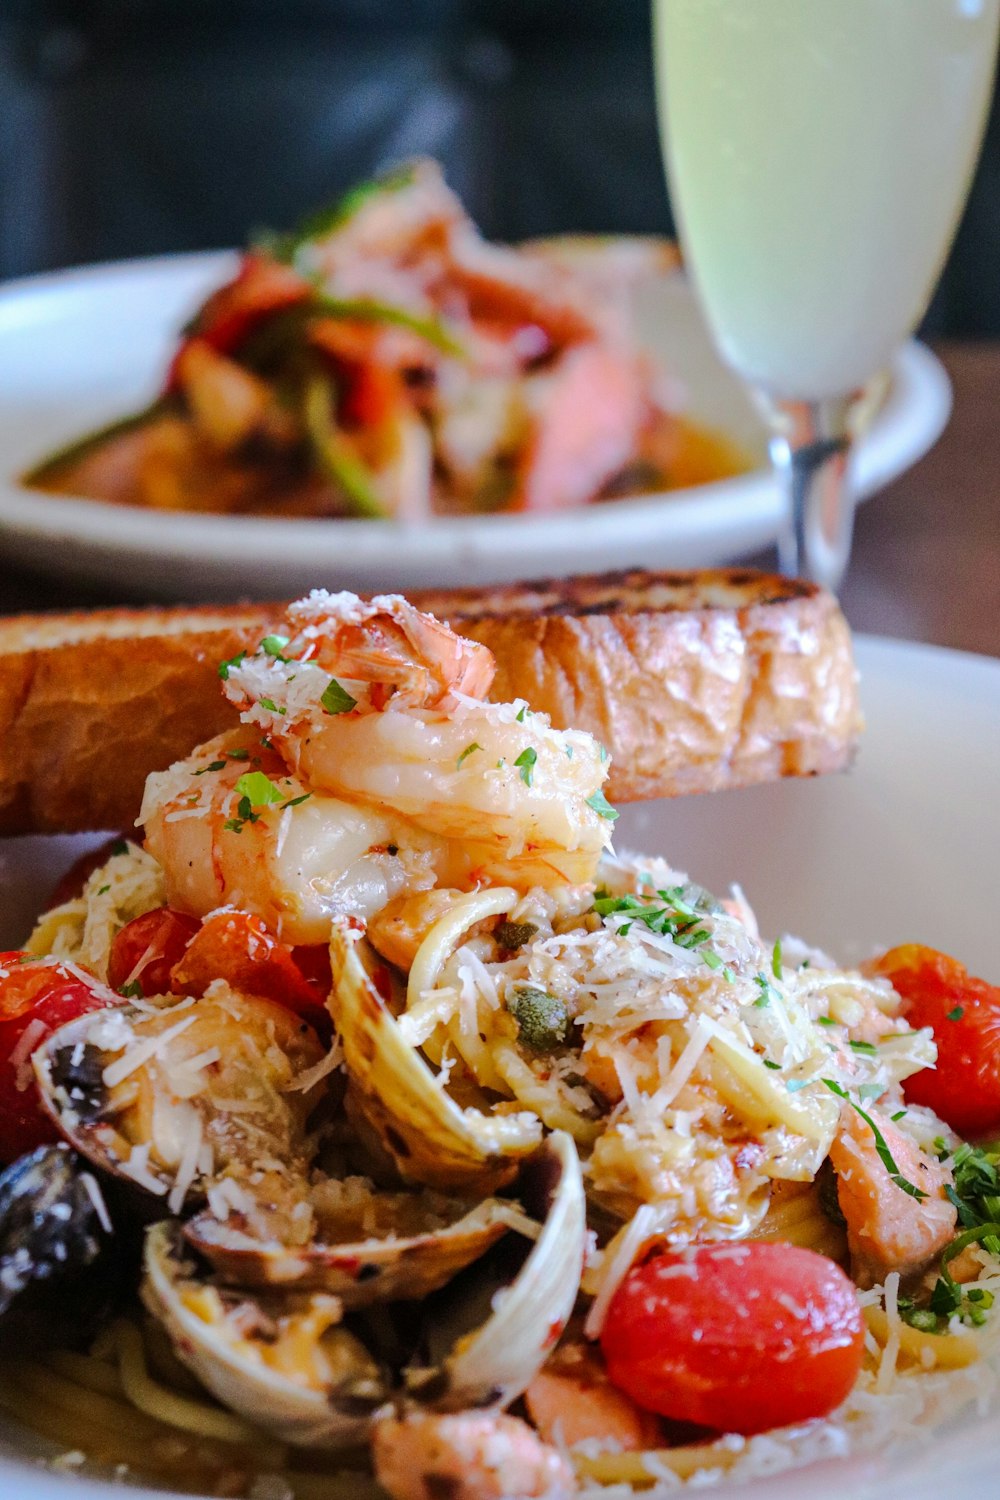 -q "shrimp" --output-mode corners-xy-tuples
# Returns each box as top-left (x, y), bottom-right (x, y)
(141, 728), (447, 945)
(143, 593), (612, 939)
(829, 1104), (957, 1287)
(371, 1410), (575, 1500)
(525, 1342), (663, 1453)
(221, 591), (613, 890)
